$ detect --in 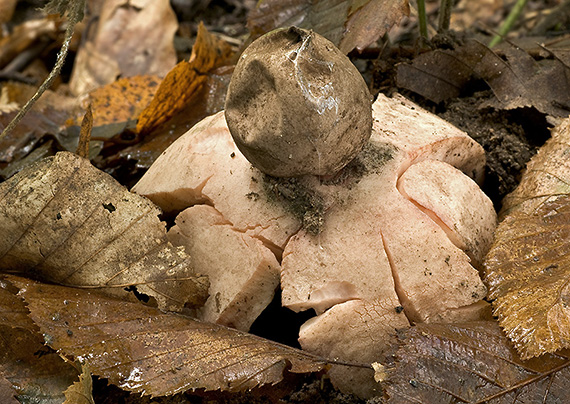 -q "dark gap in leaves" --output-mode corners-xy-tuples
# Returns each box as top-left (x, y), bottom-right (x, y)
(249, 289), (315, 350)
